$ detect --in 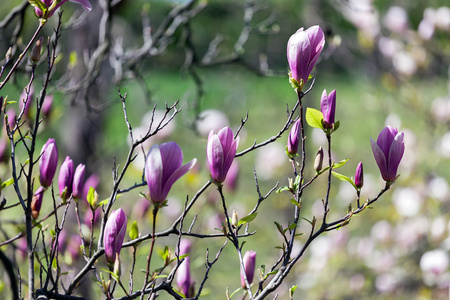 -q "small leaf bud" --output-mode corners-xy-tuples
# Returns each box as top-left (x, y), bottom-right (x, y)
(314, 147), (324, 172)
